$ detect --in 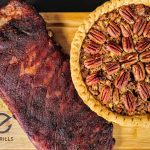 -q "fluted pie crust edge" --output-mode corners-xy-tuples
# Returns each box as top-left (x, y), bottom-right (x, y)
(70, 0), (150, 127)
